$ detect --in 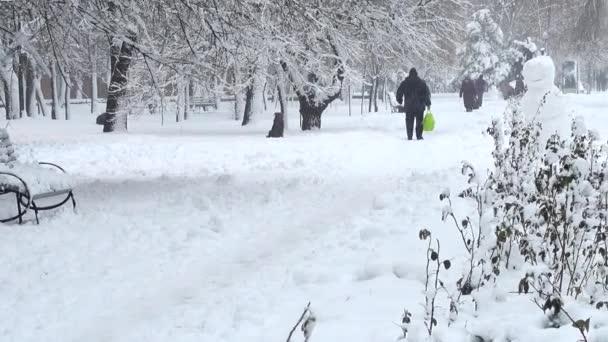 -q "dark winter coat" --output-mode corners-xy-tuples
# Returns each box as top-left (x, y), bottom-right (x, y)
(475, 77), (487, 96)
(515, 79), (525, 95)
(460, 79), (477, 110)
(396, 69), (431, 114)
(267, 112), (284, 138)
